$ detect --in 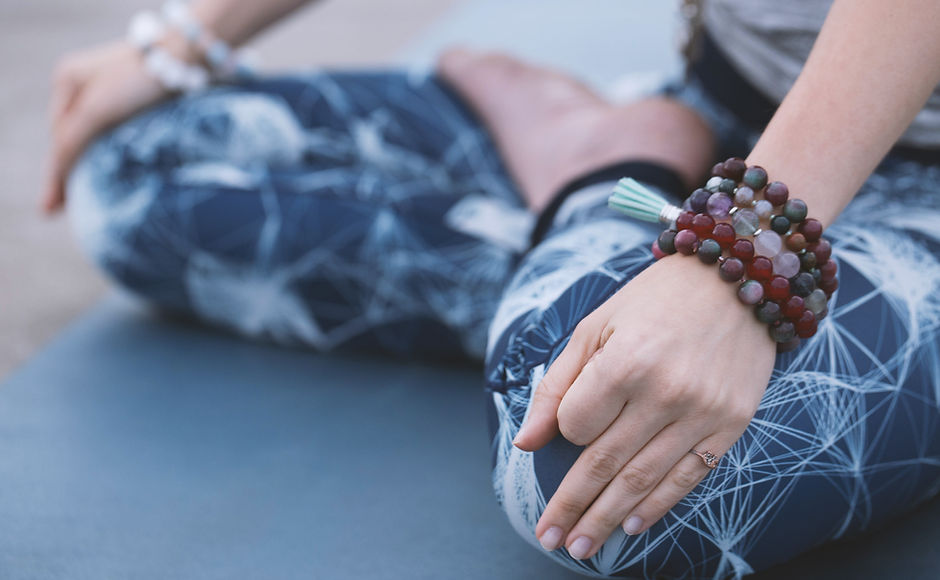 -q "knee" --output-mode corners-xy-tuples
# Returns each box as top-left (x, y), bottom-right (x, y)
(485, 313), (748, 579)
(66, 130), (190, 312)
(489, 415), (733, 579)
(67, 134), (160, 284)
(67, 88), (307, 272)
